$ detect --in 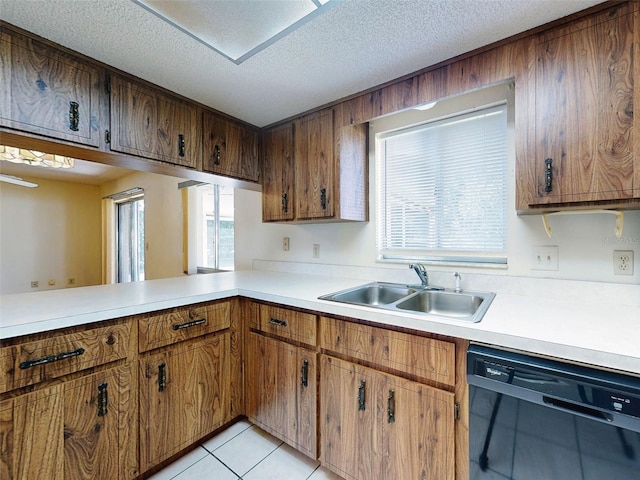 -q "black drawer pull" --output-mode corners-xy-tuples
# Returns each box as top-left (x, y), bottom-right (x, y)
(544, 158), (553, 192)
(69, 101), (79, 131)
(172, 318), (206, 330)
(158, 363), (167, 392)
(19, 347), (85, 369)
(358, 379), (366, 411)
(282, 193), (288, 213)
(213, 144), (221, 165)
(97, 383), (108, 417)
(178, 134), (186, 157)
(269, 318), (288, 327)
(387, 389), (395, 423)
(320, 187), (327, 210)
(301, 359), (309, 387)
